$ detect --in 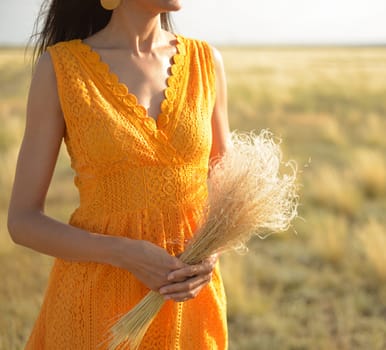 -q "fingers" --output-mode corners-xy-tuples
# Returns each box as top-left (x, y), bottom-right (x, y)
(129, 241), (189, 291)
(157, 255), (218, 302)
(167, 257), (217, 282)
(159, 274), (212, 302)
(167, 265), (203, 282)
(167, 258), (187, 272)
